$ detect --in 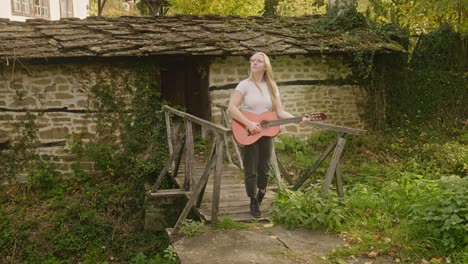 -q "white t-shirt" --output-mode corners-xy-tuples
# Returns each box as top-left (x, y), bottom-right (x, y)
(235, 79), (280, 114)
